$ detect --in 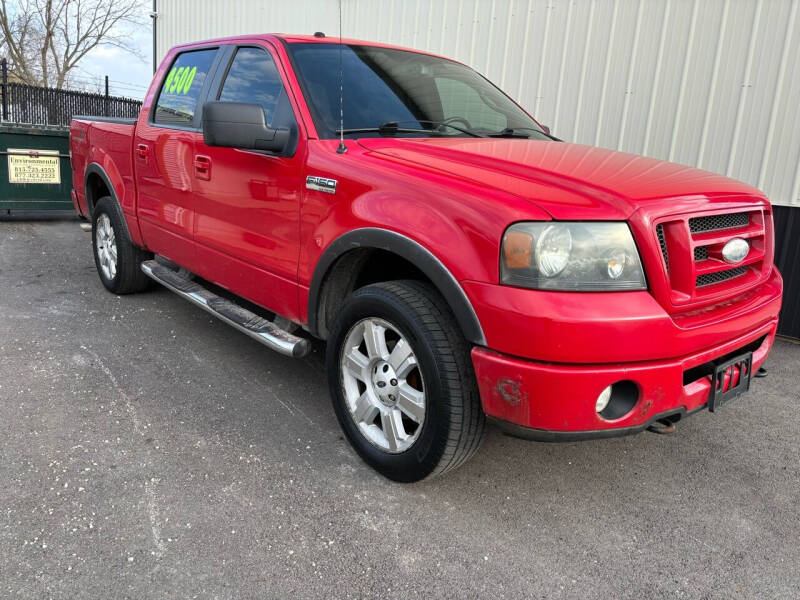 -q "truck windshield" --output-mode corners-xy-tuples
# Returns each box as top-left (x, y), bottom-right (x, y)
(287, 43), (547, 140)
